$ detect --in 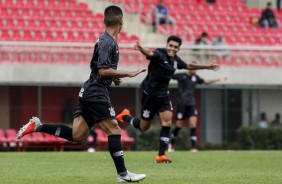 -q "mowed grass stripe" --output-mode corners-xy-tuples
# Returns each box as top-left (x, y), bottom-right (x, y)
(0, 151), (281, 184)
